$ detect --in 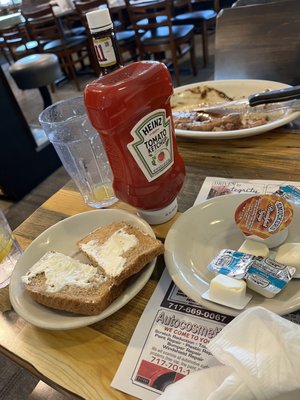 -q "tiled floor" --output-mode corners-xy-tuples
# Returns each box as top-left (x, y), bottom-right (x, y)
(0, 34), (215, 399)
